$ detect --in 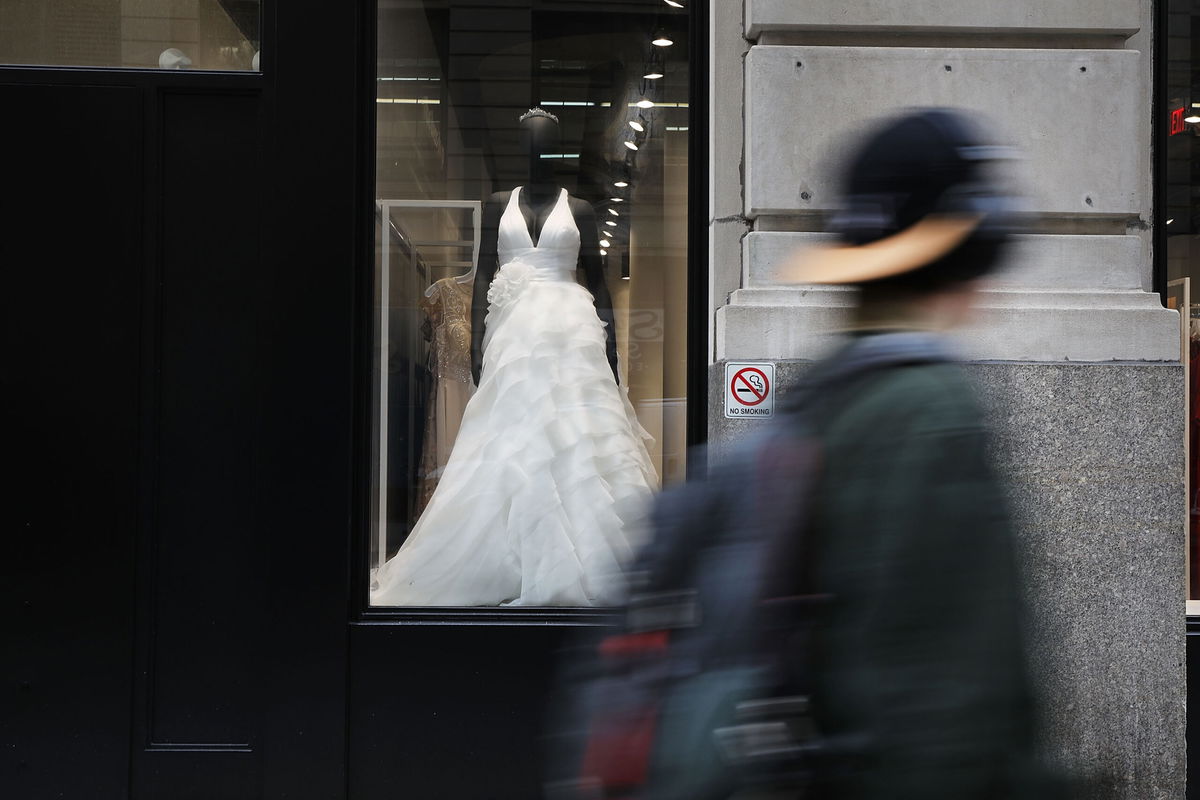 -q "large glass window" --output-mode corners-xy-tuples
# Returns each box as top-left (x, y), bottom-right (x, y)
(1166, 0), (1200, 608)
(369, 0), (692, 608)
(0, 0), (261, 70)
